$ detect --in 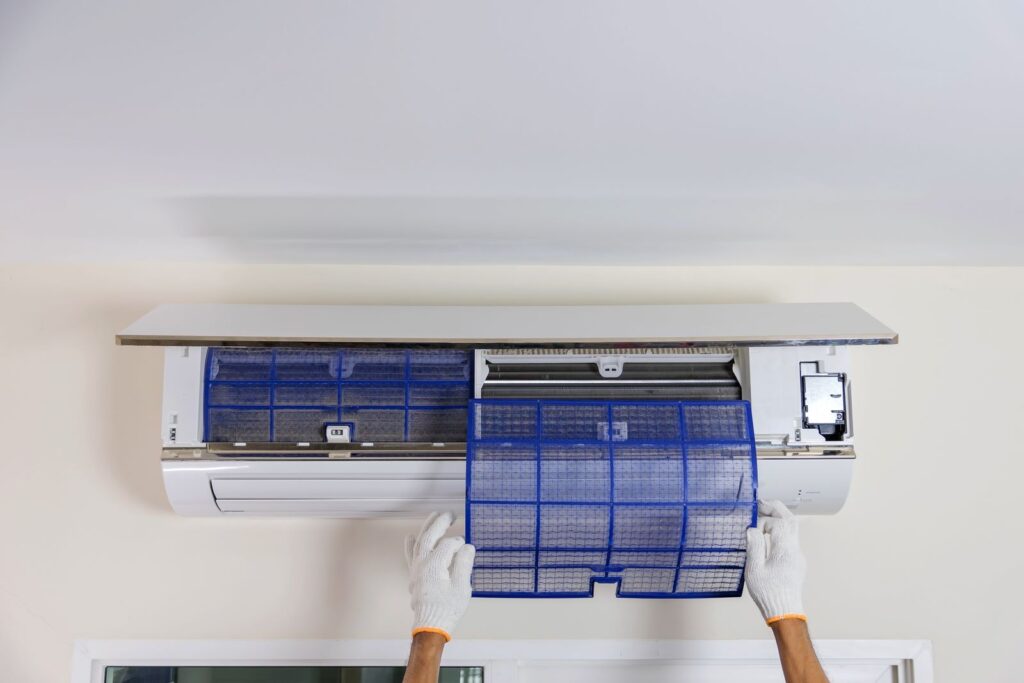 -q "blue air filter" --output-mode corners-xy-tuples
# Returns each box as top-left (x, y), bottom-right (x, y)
(466, 400), (757, 598)
(203, 347), (471, 443)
